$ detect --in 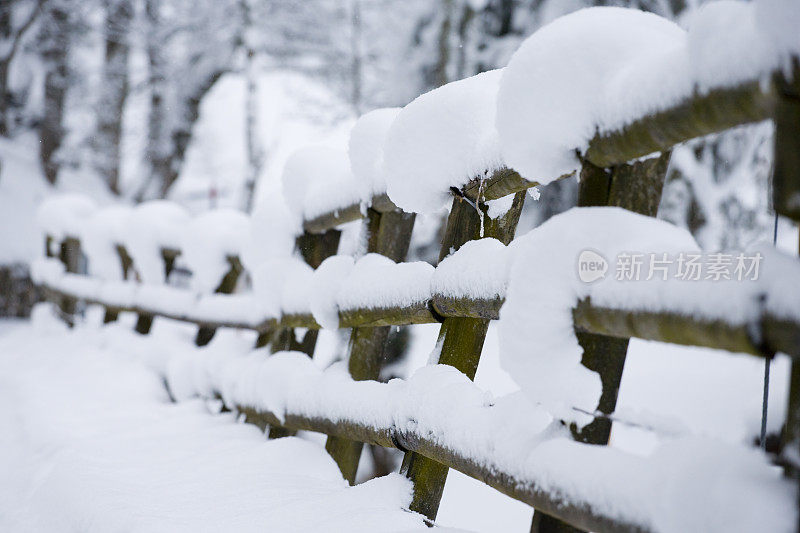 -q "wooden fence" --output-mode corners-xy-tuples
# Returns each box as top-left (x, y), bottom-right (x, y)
(33, 60), (800, 533)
